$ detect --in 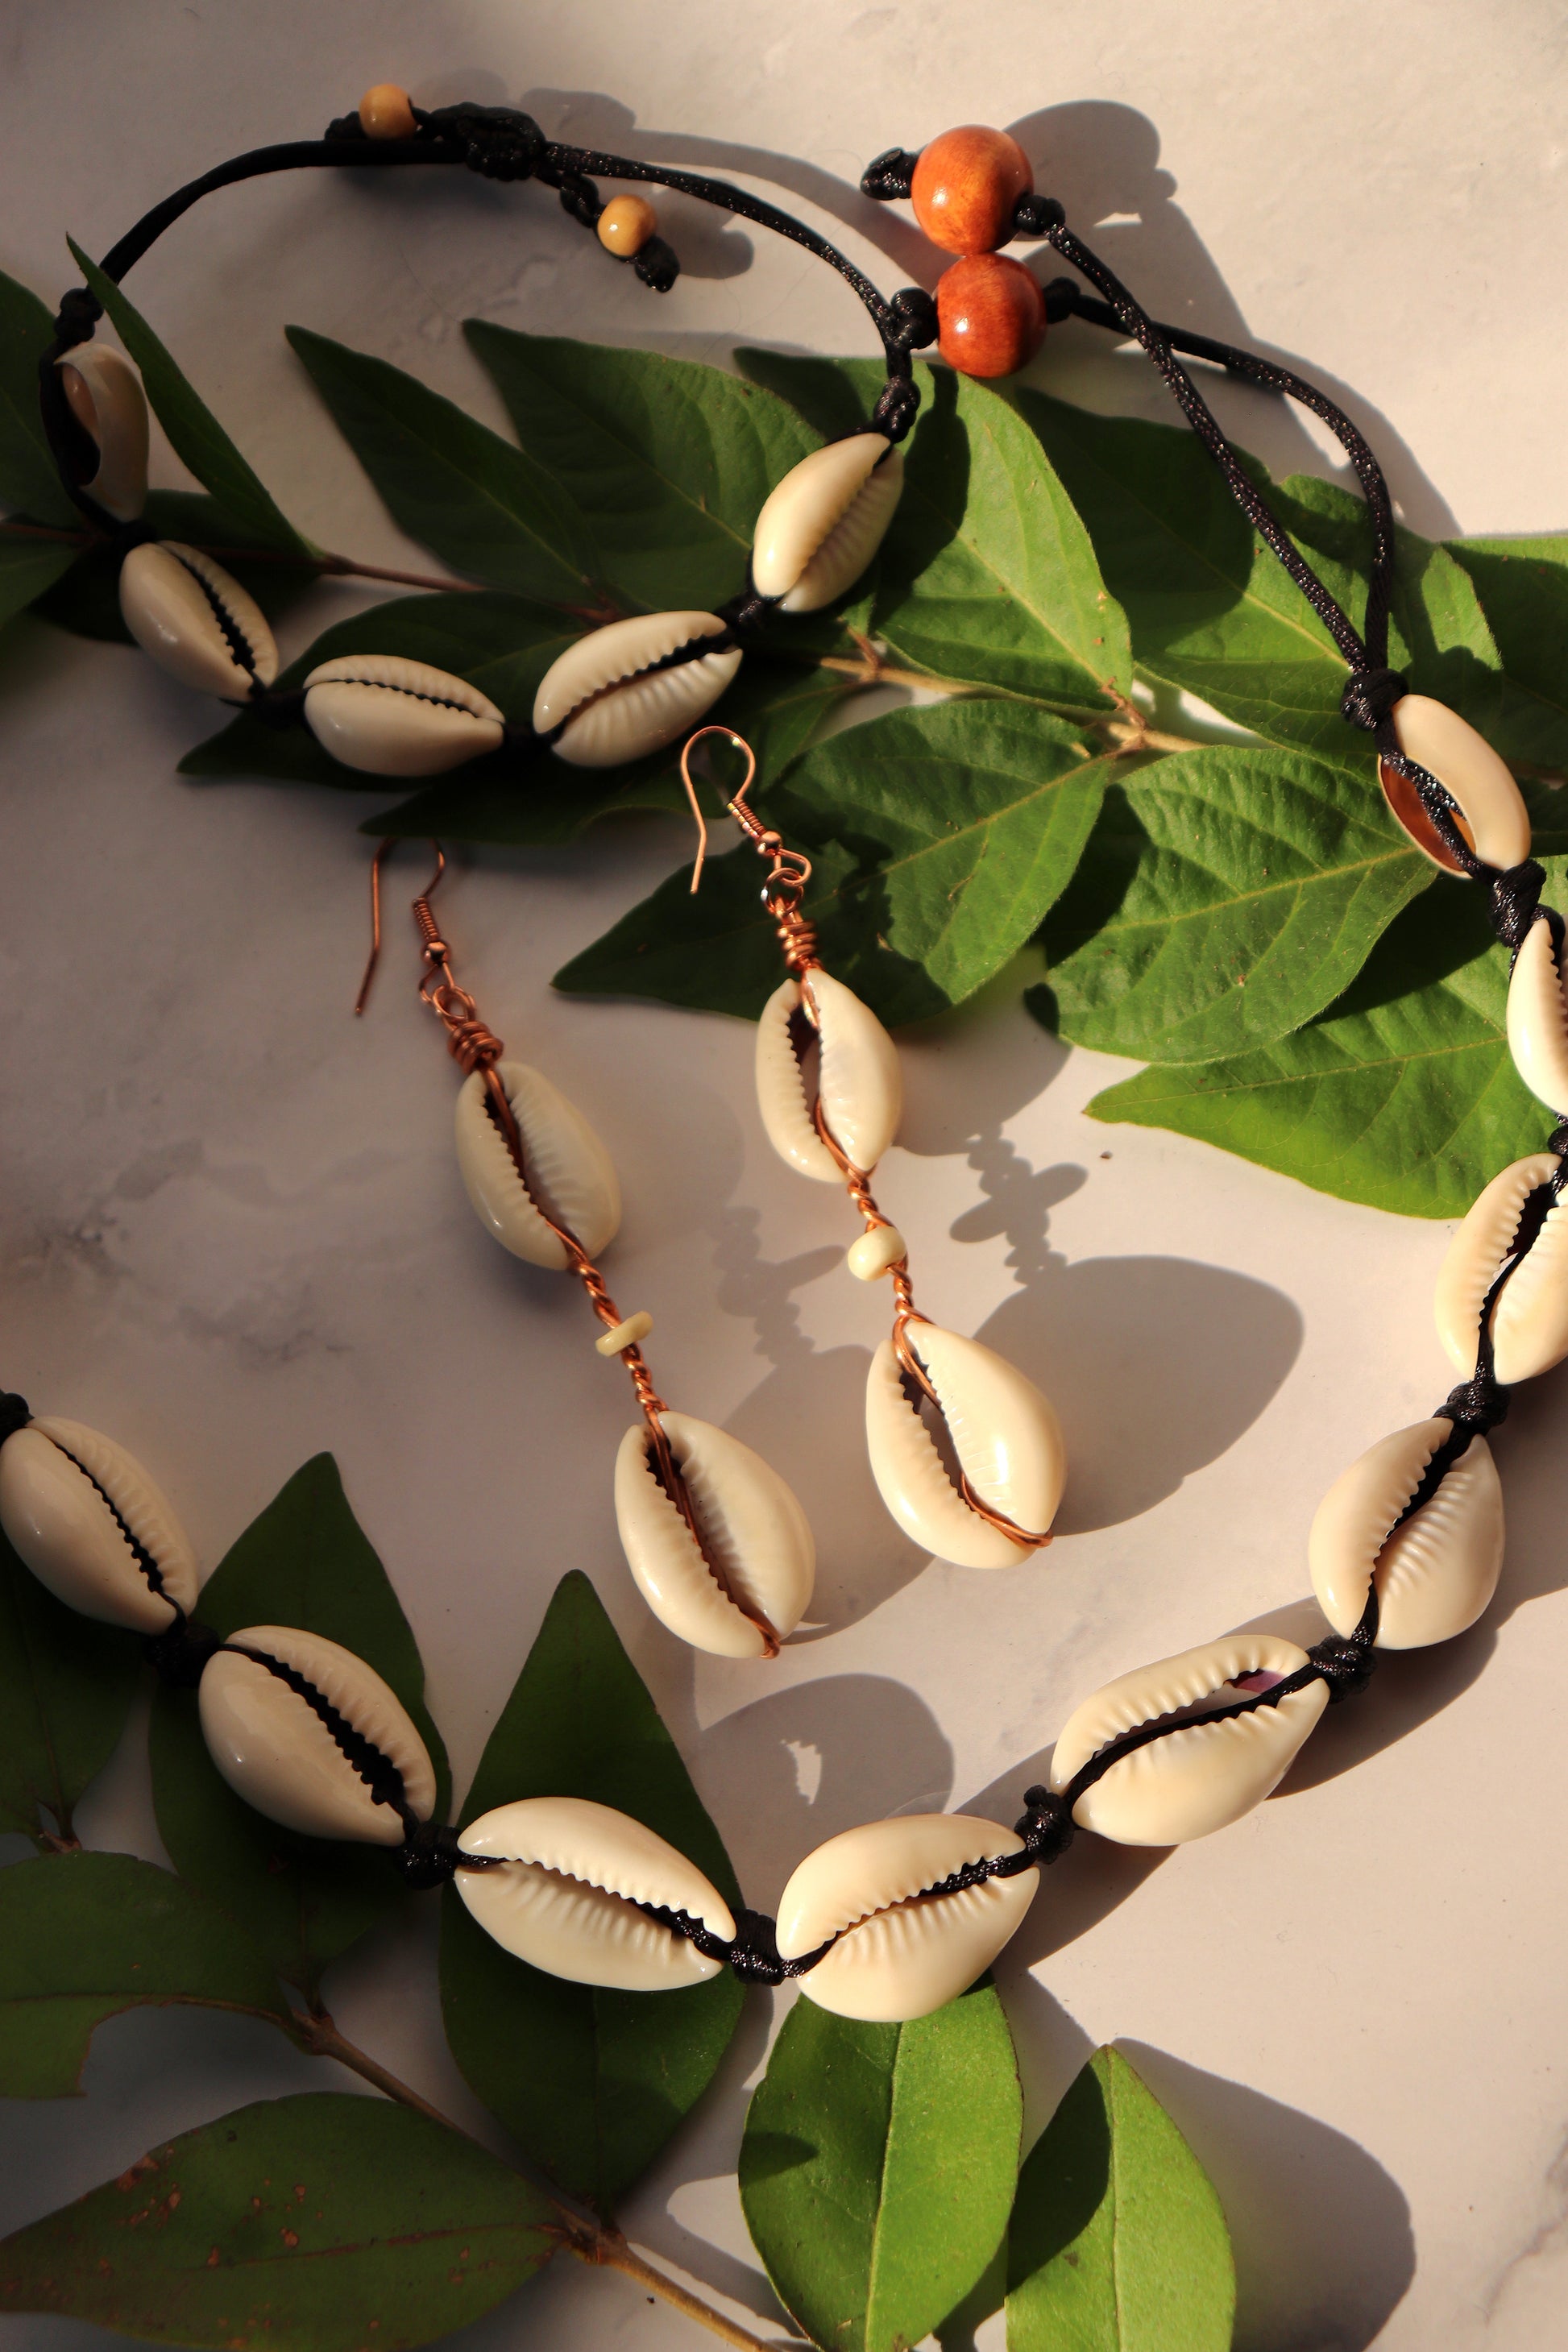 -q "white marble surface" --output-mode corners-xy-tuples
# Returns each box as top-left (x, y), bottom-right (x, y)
(4, 5), (1568, 2348)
